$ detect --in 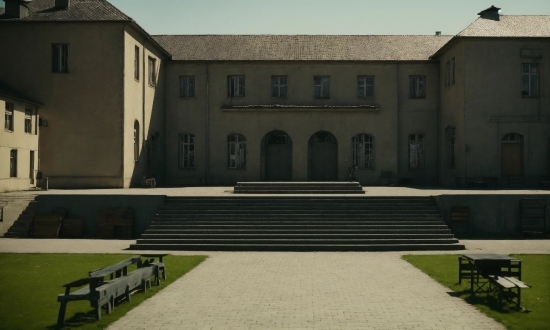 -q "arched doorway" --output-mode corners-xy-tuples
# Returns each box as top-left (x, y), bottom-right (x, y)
(501, 133), (523, 177)
(262, 130), (292, 181)
(308, 131), (338, 181)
